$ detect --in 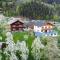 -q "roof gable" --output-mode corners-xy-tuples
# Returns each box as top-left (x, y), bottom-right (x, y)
(44, 22), (54, 26)
(7, 17), (24, 24)
(10, 20), (24, 25)
(28, 20), (45, 27)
